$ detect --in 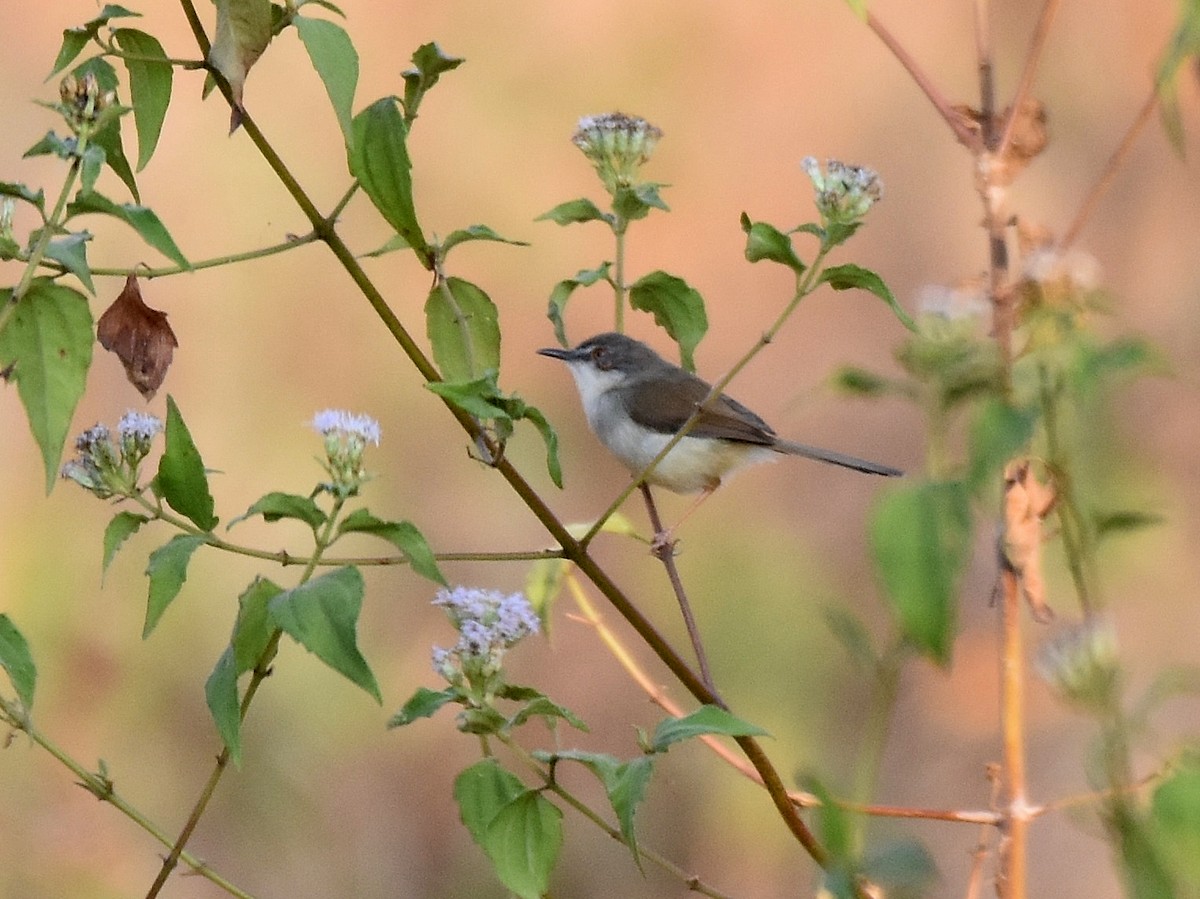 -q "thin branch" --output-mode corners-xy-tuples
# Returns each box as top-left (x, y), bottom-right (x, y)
(996, 0), (1062, 157)
(865, 11), (980, 149)
(1060, 85), (1159, 250)
(997, 568), (1030, 899)
(640, 484), (720, 699)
